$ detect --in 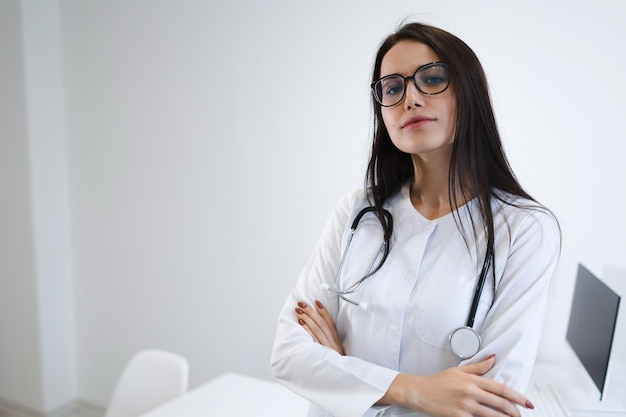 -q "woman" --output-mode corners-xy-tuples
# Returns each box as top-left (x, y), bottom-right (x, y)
(271, 22), (560, 417)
